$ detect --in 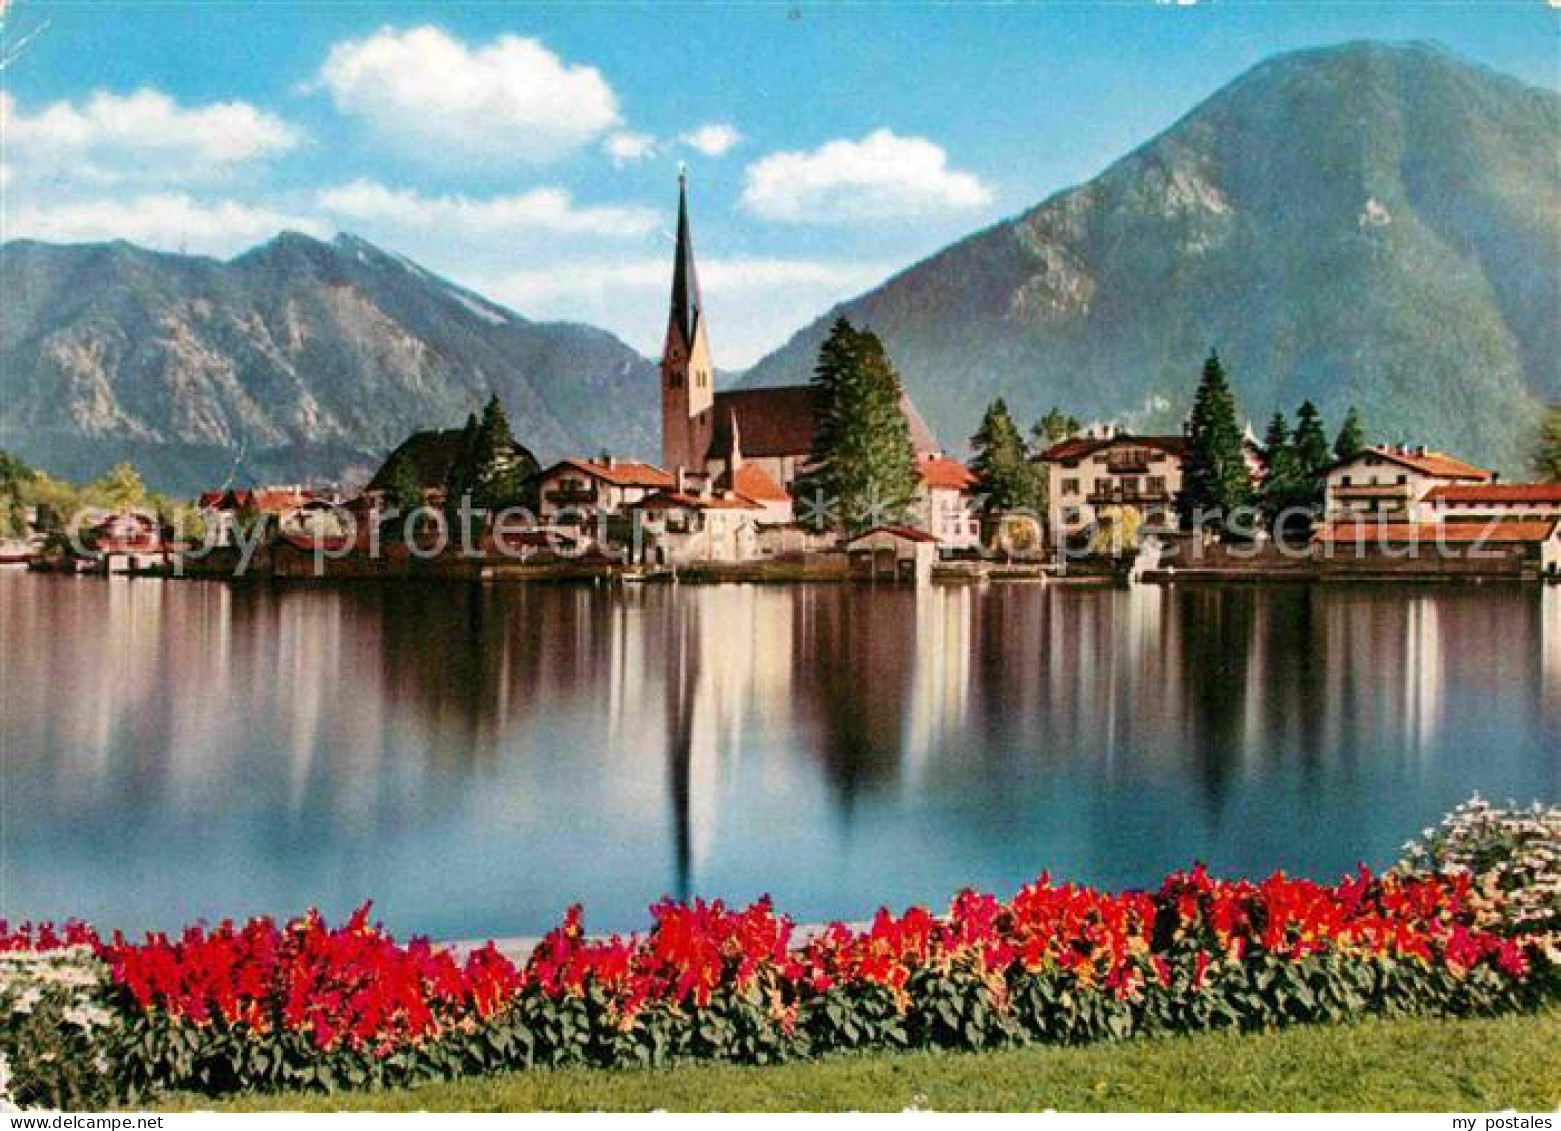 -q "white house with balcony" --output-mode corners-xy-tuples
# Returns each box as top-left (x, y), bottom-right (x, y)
(1321, 445), (1491, 521)
(1038, 429), (1190, 541)
(532, 458), (676, 527)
